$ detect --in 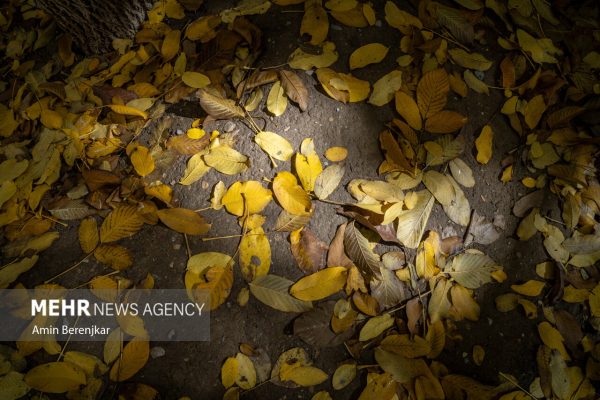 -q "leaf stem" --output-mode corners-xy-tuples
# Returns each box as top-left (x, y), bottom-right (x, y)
(45, 253), (94, 284)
